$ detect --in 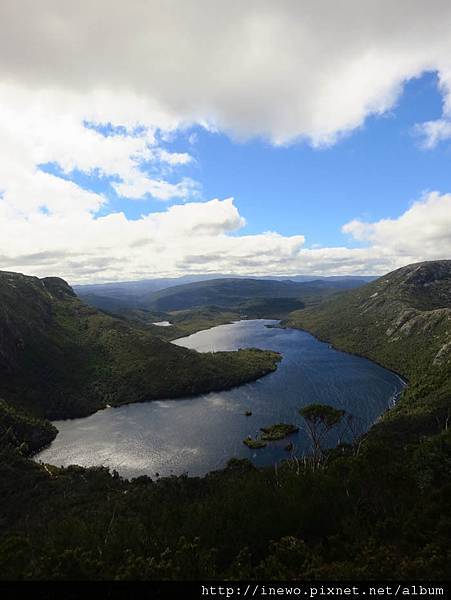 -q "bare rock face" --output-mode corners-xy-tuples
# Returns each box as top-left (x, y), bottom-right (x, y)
(377, 260), (451, 310)
(434, 340), (451, 366)
(385, 309), (418, 337)
(41, 276), (77, 299)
